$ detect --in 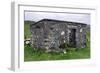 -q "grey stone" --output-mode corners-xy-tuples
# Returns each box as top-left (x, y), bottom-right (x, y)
(30, 19), (87, 52)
